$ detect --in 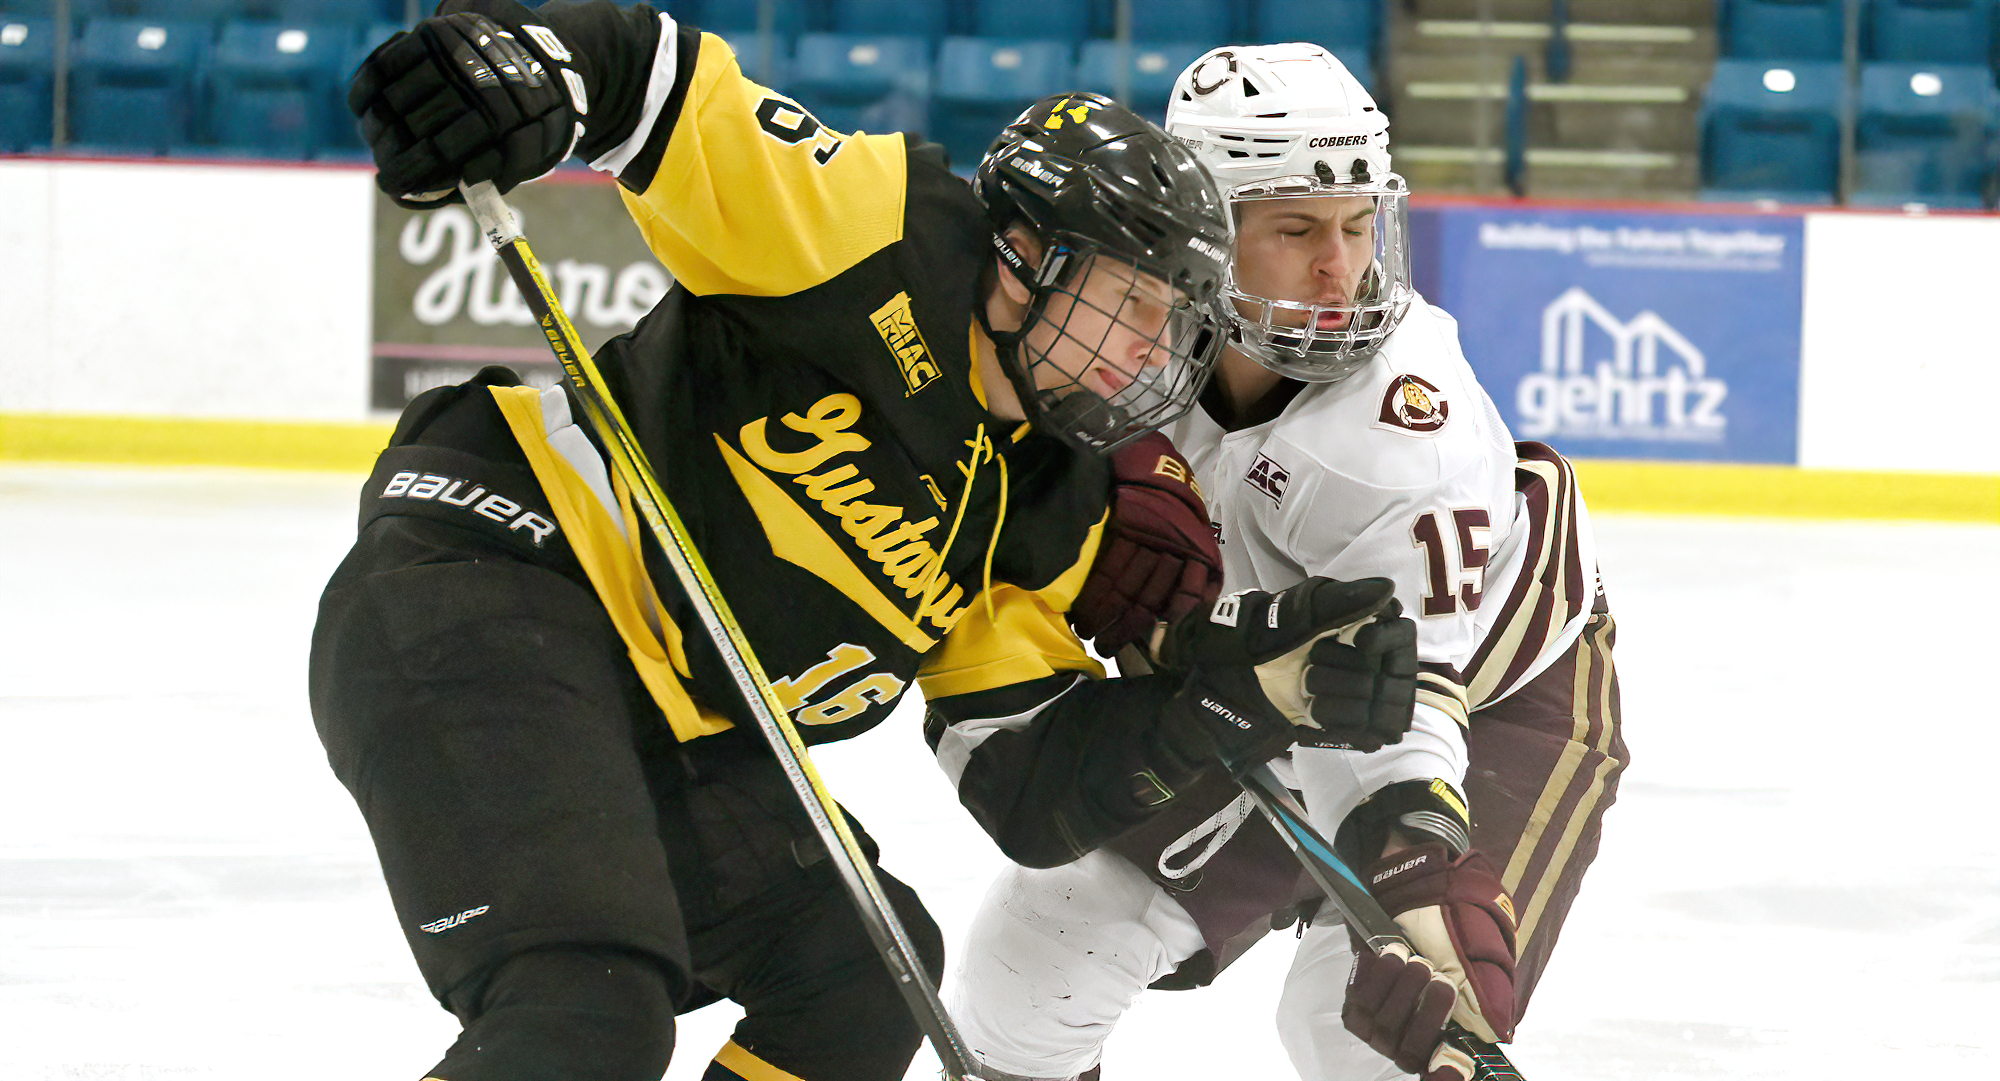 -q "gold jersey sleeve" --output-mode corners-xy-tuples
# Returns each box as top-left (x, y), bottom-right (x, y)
(617, 32), (908, 298)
